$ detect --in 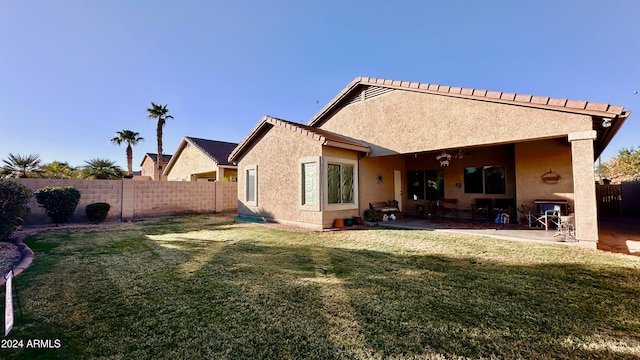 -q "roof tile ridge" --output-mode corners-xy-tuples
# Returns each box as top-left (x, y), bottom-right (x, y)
(364, 77), (625, 115)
